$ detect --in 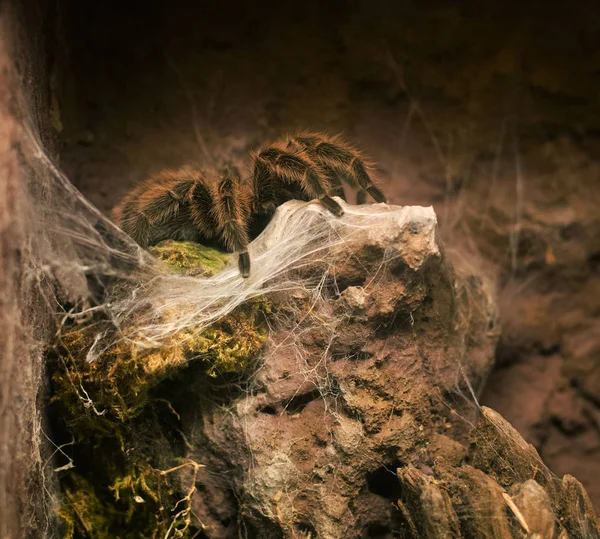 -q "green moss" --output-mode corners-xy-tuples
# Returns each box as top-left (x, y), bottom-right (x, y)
(57, 457), (194, 538)
(182, 298), (269, 377)
(51, 242), (270, 537)
(58, 476), (113, 539)
(52, 300), (268, 442)
(149, 240), (231, 275)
